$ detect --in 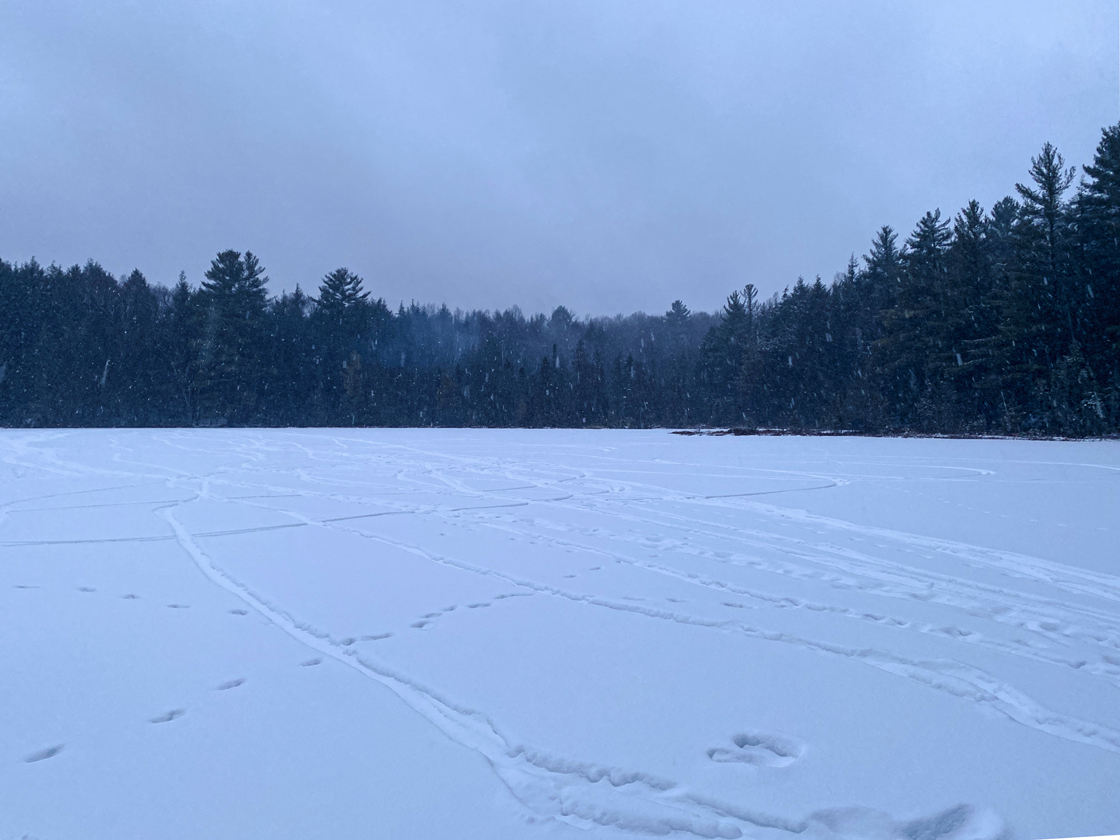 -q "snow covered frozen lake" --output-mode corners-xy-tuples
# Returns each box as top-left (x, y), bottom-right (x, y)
(2, 429), (1118, 840)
